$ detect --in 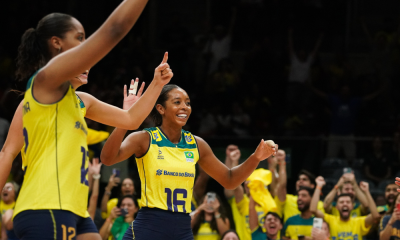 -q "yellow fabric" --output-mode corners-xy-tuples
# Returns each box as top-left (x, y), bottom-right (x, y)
(87, 128), (110, 146)
(0, 200), (15, 237)
(283, 215), (314, 240)
(278, 194), (325, 223)
(324, 214), (371, 240)
(246, 169), (277, 214)
(194, 222), (220, 240)
(136, 127), (198, 213)
(331, 203), (363, 218)
(16, 74), (90, 218)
